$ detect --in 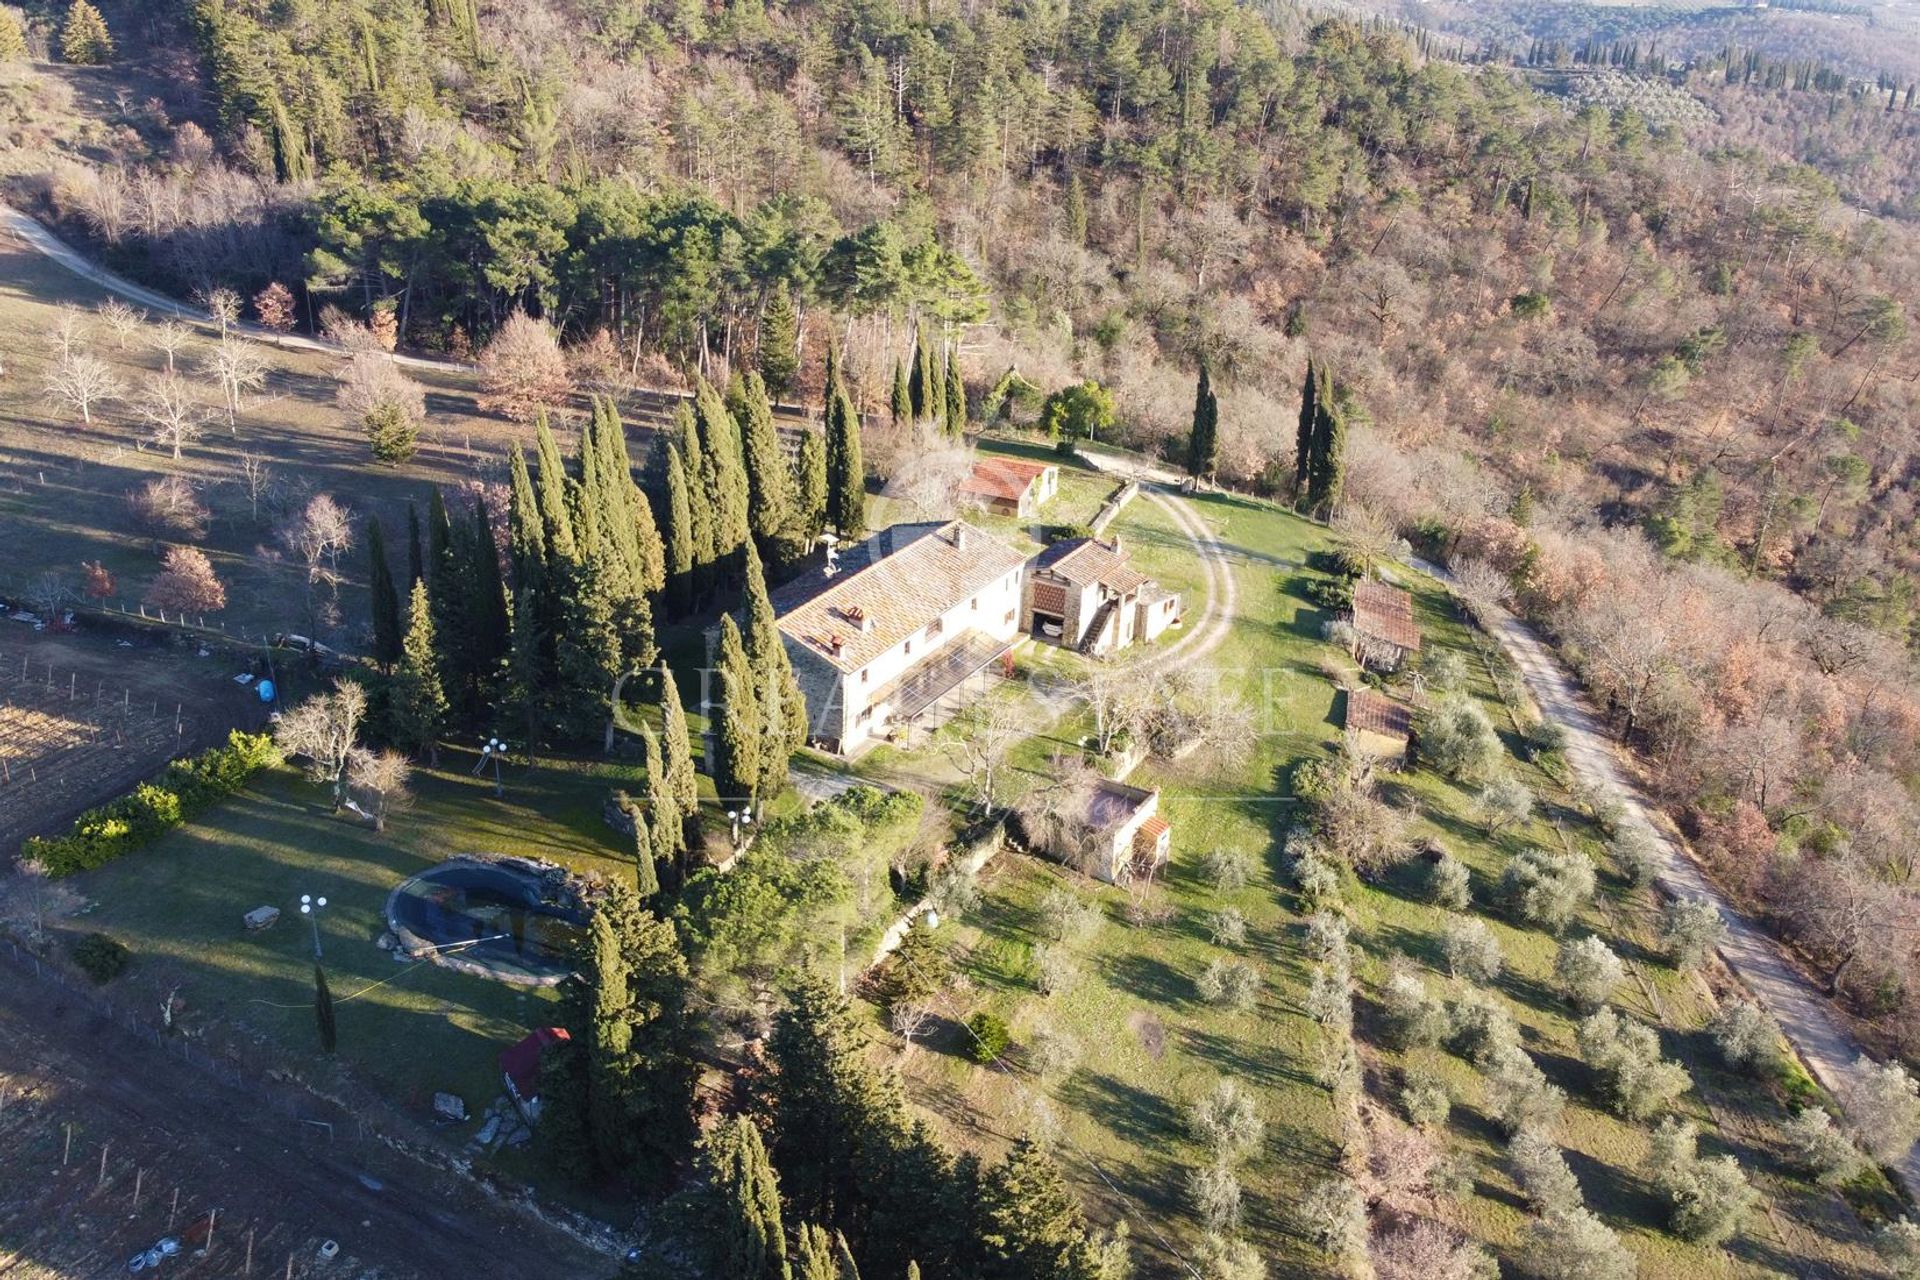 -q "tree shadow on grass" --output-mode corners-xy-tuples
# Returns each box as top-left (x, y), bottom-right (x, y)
(1181, 1026), (1323, 1094)
(1058, 1069), (1186, 1153)
(1370, 920), (1447, 974)
(1562, 1144), (1667, 1233)
(1106, 951), (1193, 1010)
